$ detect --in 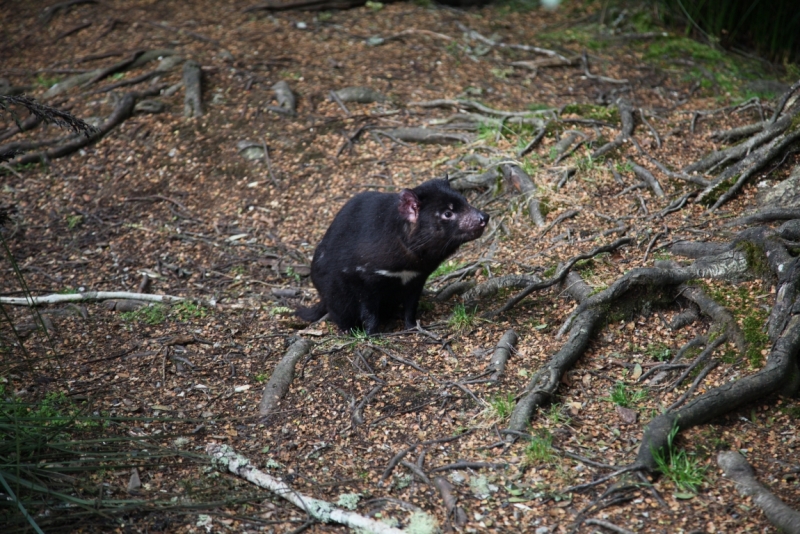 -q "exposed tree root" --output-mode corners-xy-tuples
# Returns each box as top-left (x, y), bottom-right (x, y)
(486, 237), (633, 319)
(718, 451), (800, 534)
(505, 221), (799, 444)
(462, 274), (539, 303)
